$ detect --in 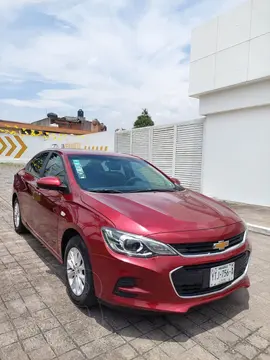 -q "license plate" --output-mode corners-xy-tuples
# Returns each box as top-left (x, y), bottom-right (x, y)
(210, 262), (235, 288)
